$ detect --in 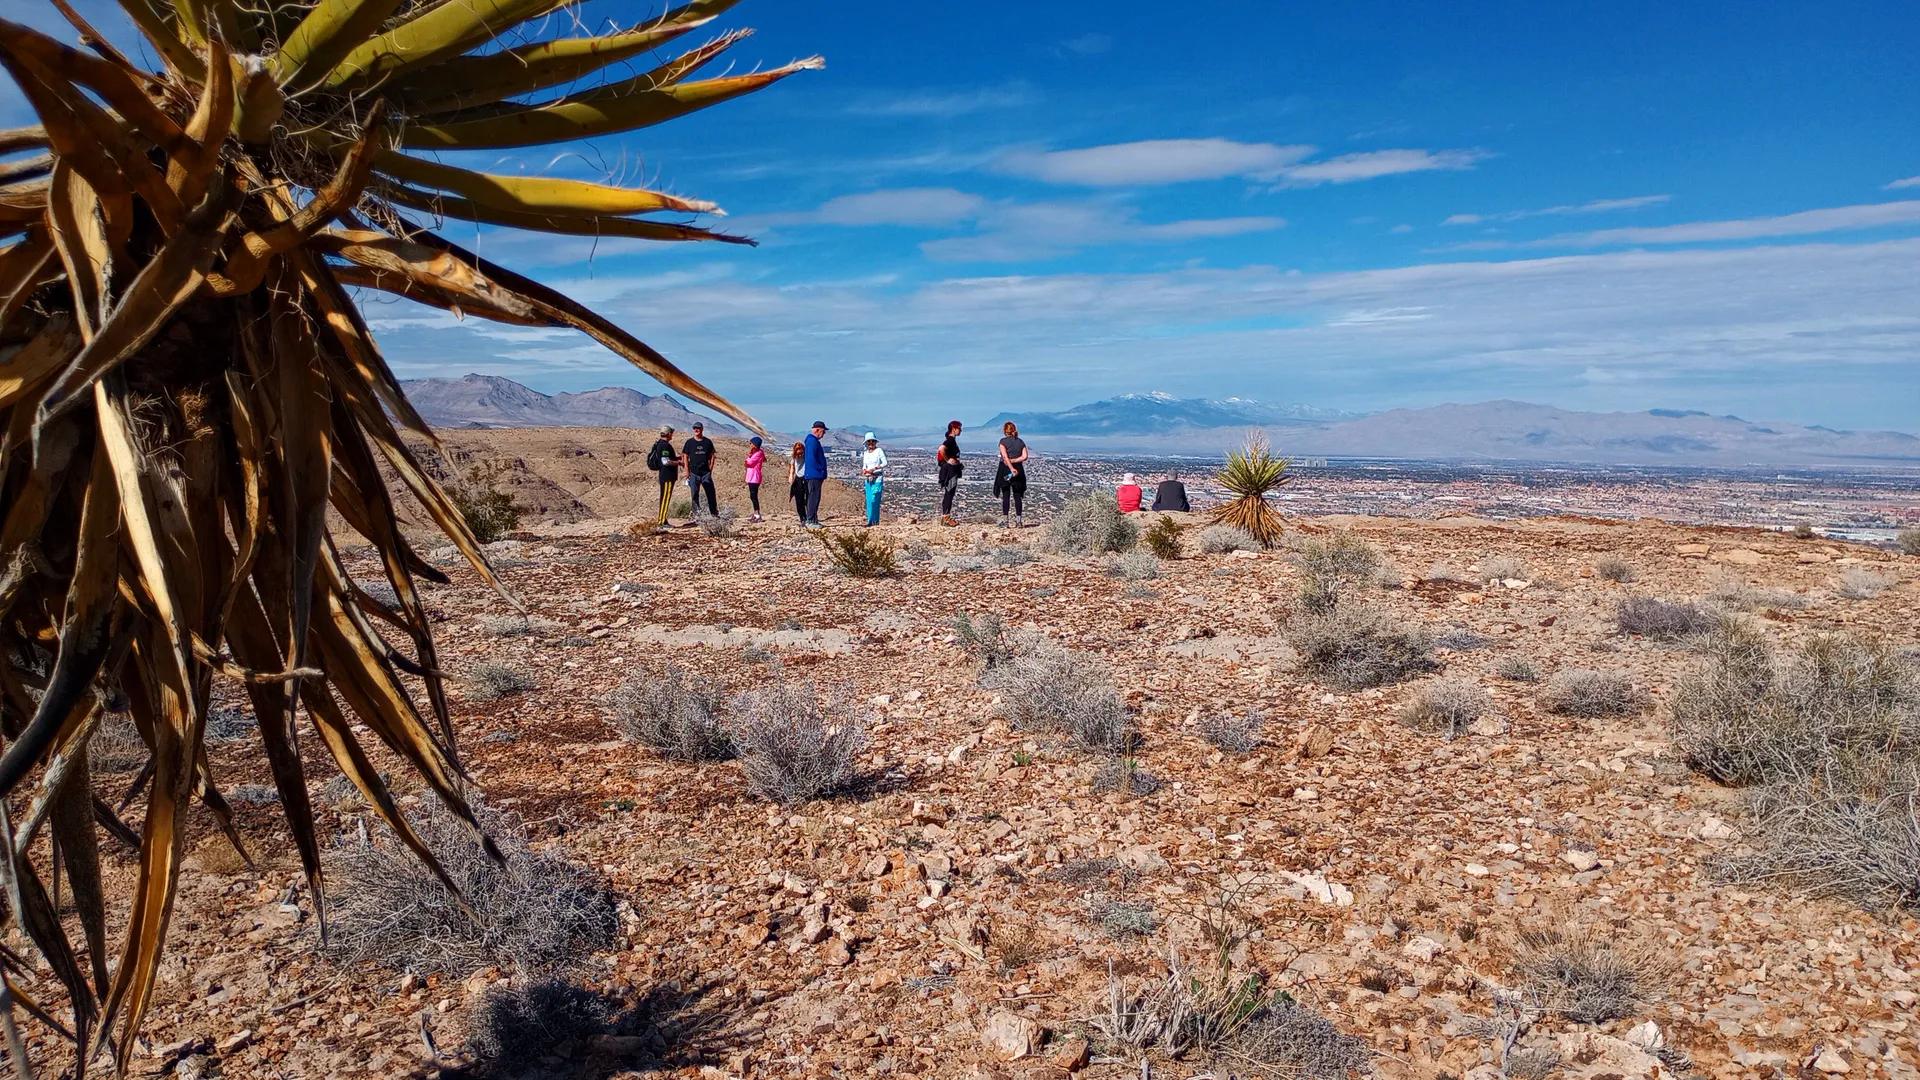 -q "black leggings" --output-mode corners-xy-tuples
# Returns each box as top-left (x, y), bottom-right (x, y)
(999, 470), (1026, 515)
(789, 478), (807, 522)
(939, 464), (960, 515)
(747, 482), (761, 514)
